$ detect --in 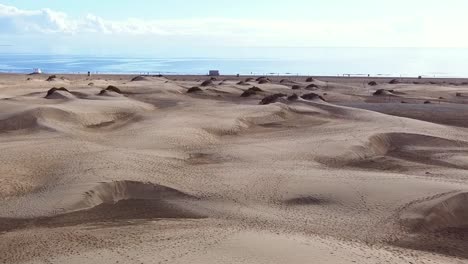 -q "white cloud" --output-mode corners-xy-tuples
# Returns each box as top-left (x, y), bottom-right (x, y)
(0, 3), (467, 48)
